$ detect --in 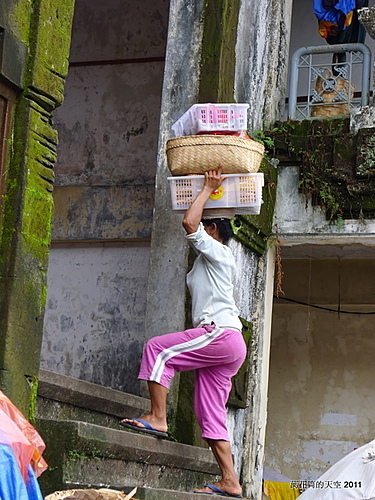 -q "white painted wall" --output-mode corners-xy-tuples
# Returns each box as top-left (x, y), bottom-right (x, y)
(236, 0), (294, 129)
